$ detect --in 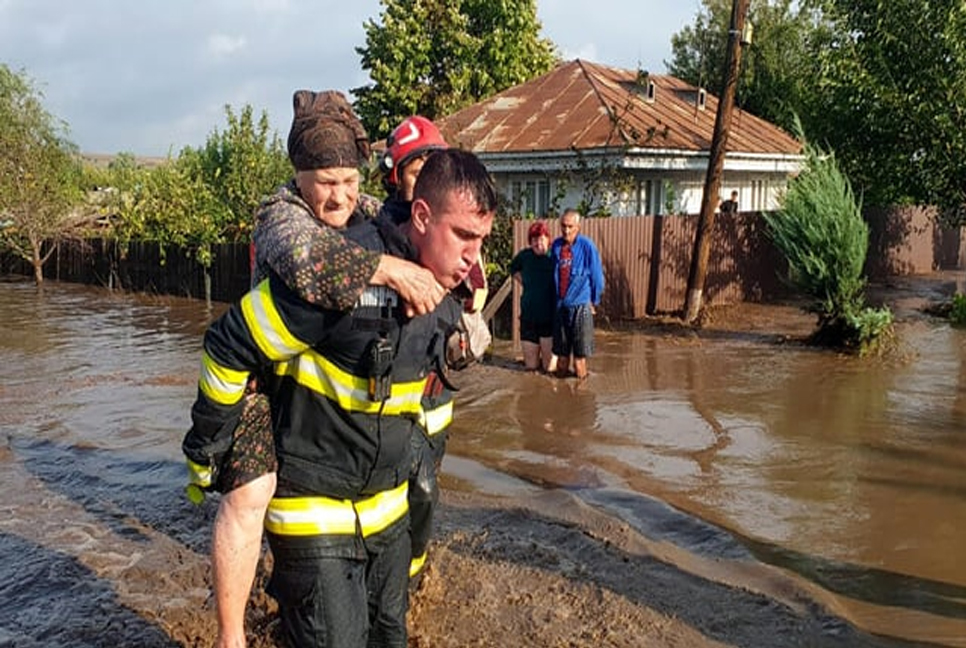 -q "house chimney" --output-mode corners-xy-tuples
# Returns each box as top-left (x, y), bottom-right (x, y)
(697, 88), (707, 111)
(645, 80), (656, 103)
